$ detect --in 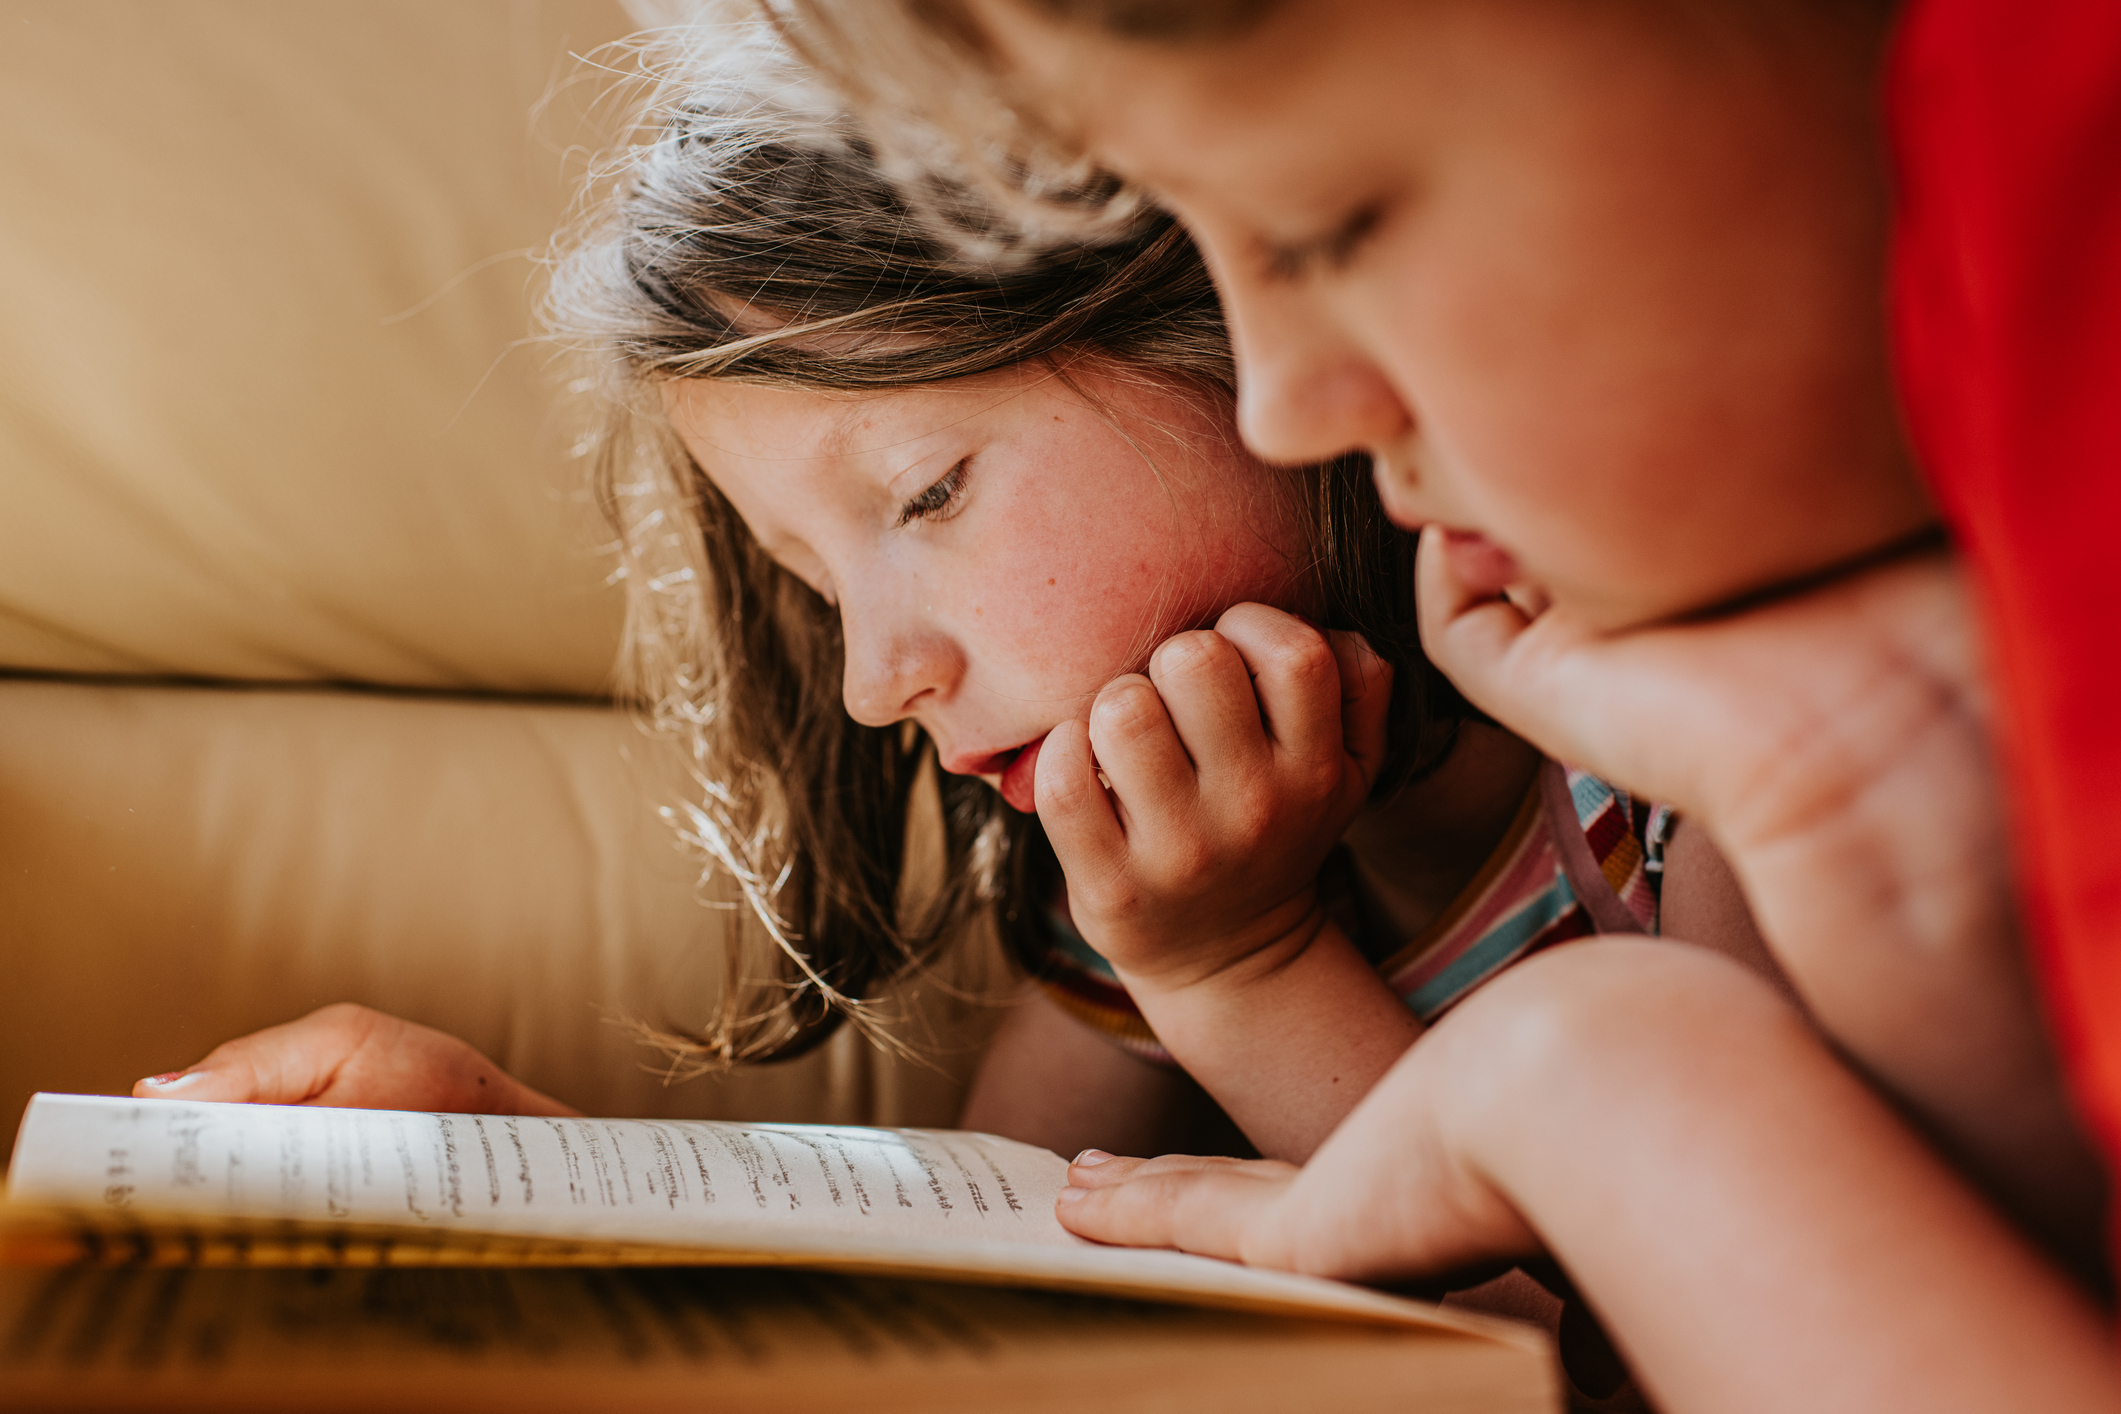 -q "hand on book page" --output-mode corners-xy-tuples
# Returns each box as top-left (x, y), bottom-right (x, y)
(1057, 1151), (1304, 1263)
(1051, 1099), (1530, 1282)
(130, 1004), (578, 1118)
(1058, 940), (2121, 1414)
